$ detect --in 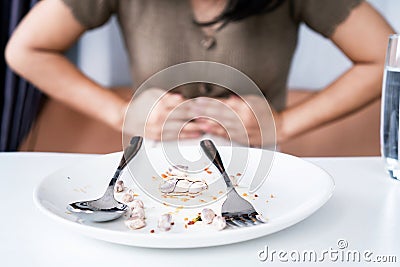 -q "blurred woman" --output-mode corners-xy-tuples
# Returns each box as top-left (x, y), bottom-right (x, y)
(5, 0), (395, 147)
